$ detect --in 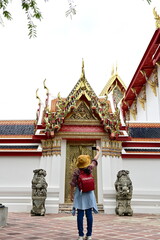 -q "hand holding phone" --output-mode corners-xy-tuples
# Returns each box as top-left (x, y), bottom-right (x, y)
(92, 146), (97, 150)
